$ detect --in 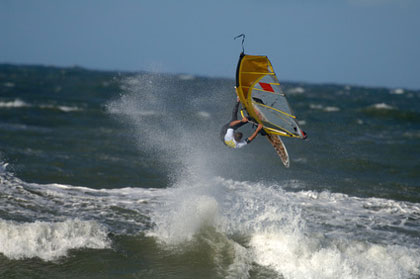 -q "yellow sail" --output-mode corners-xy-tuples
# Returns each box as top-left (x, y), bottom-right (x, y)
(235, 53), (305, 139)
